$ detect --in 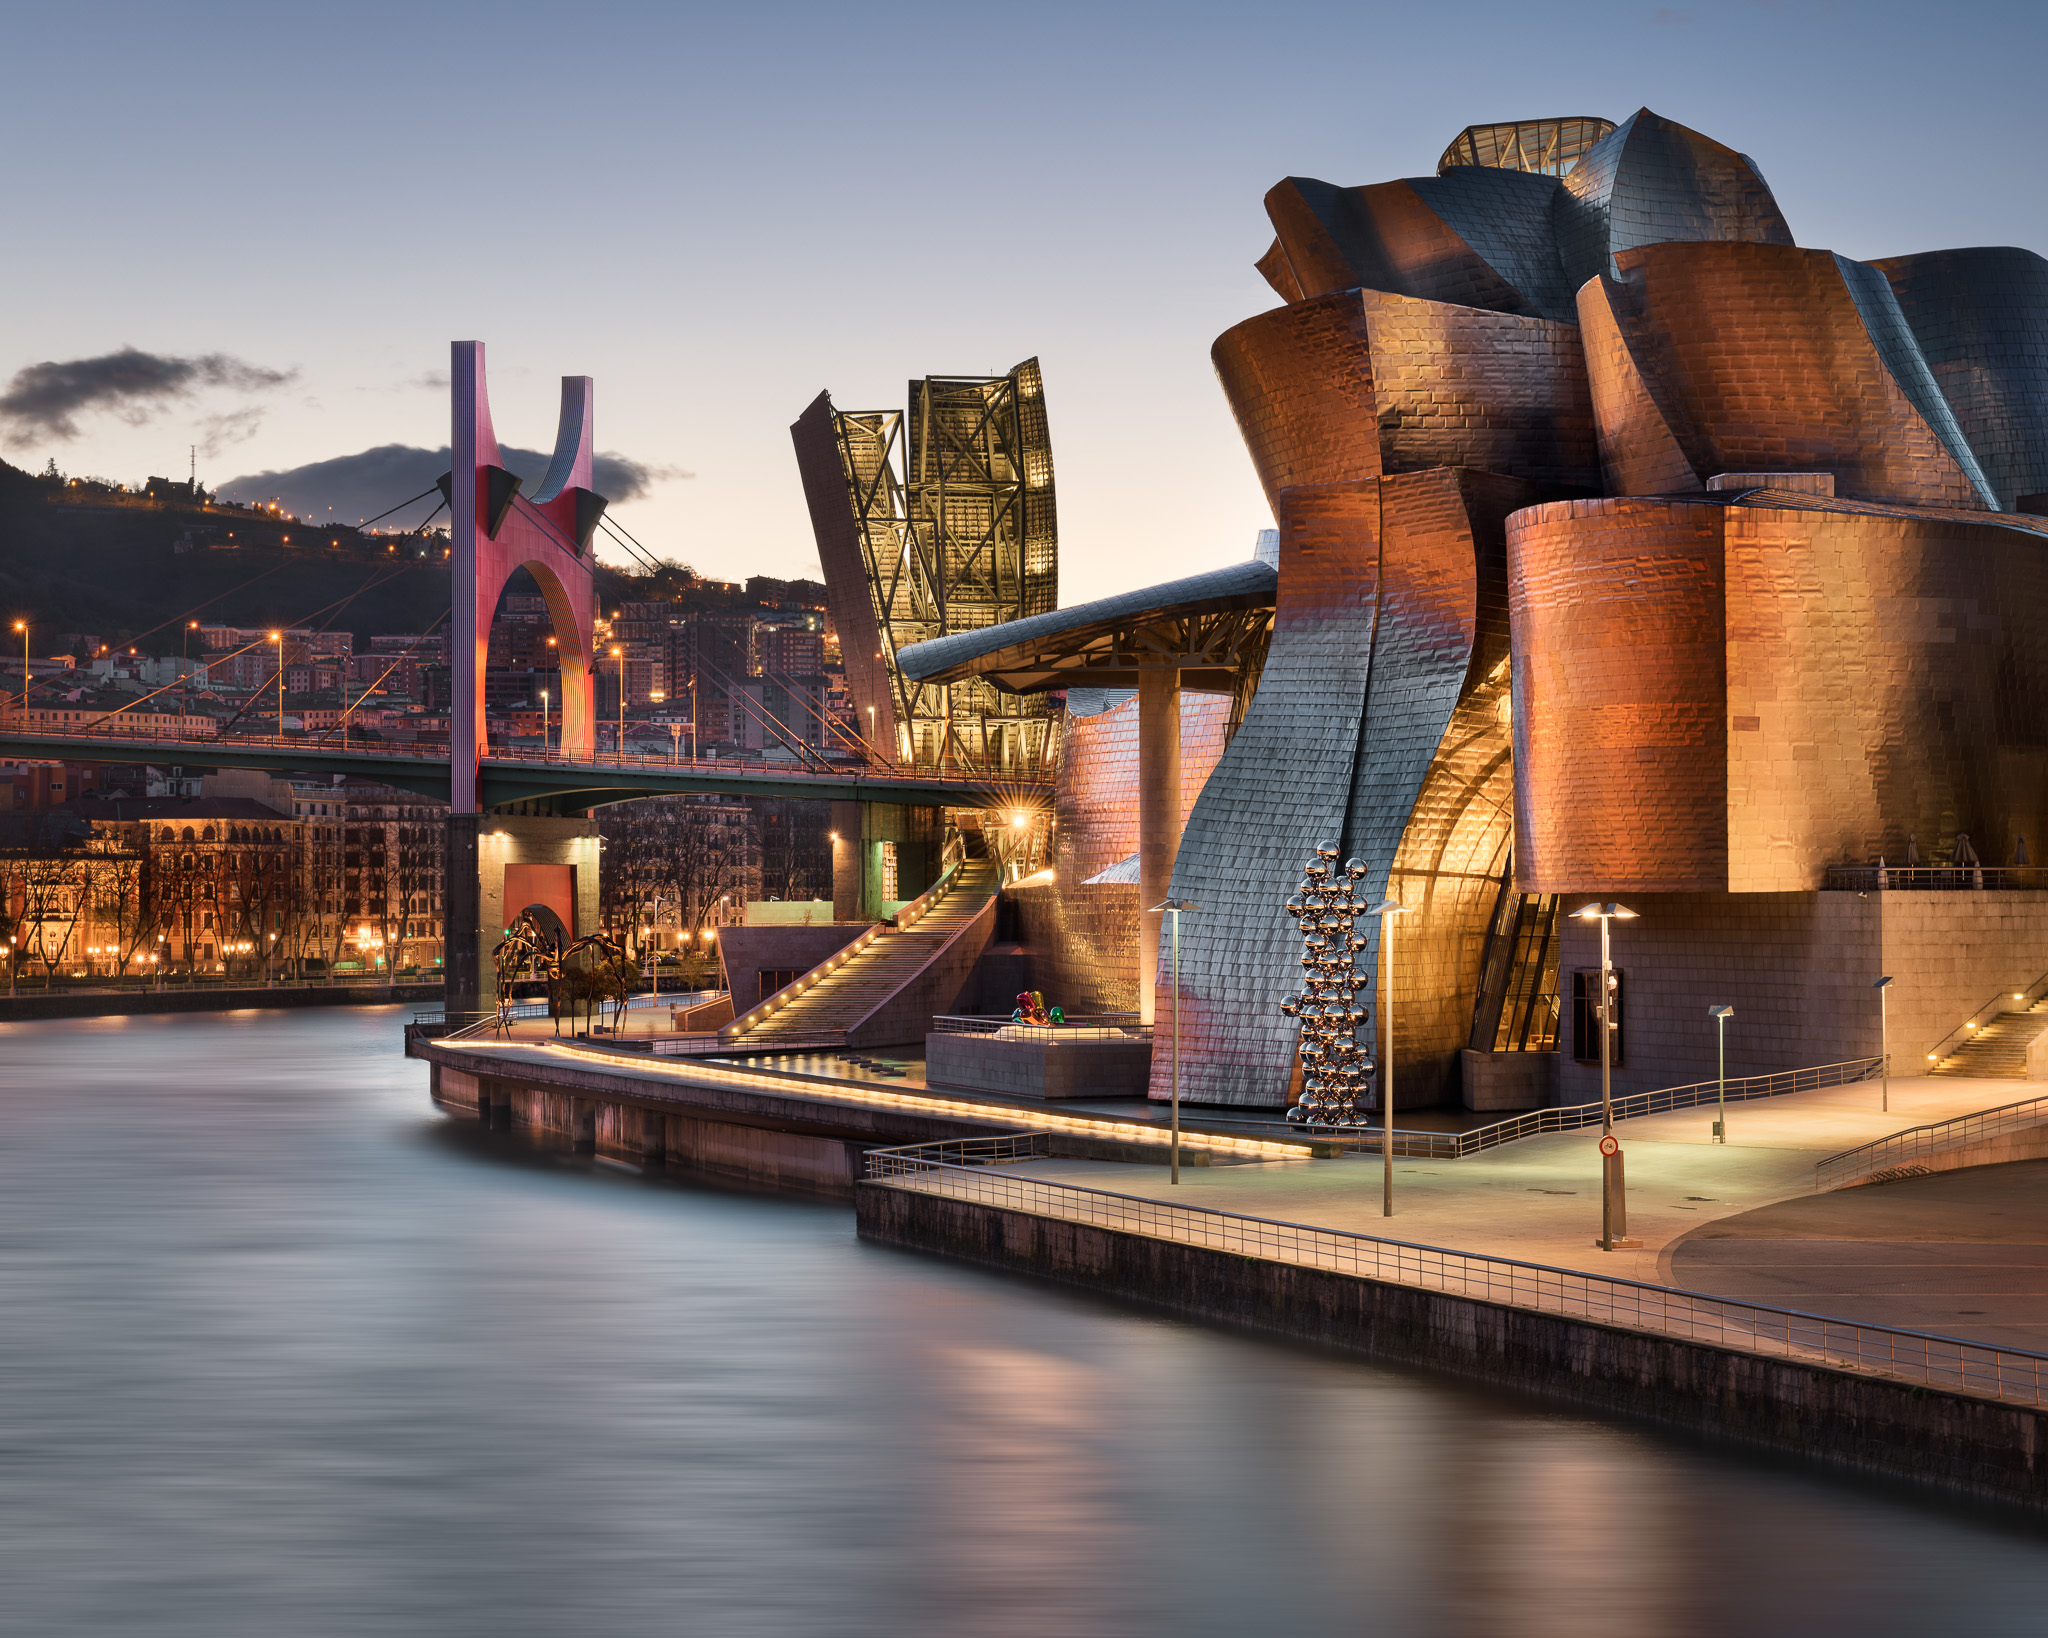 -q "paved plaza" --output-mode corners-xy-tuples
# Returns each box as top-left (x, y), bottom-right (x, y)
(1005, 1074), (2048, 1348)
